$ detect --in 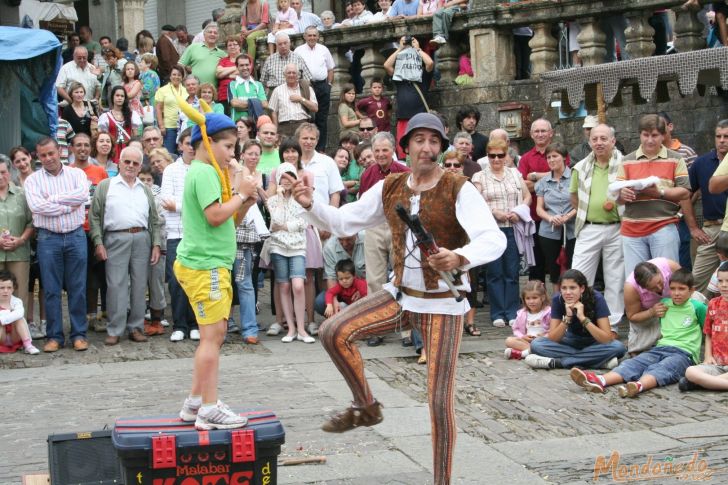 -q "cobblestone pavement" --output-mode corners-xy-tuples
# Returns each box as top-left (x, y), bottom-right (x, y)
(2, 285), (728, 484)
